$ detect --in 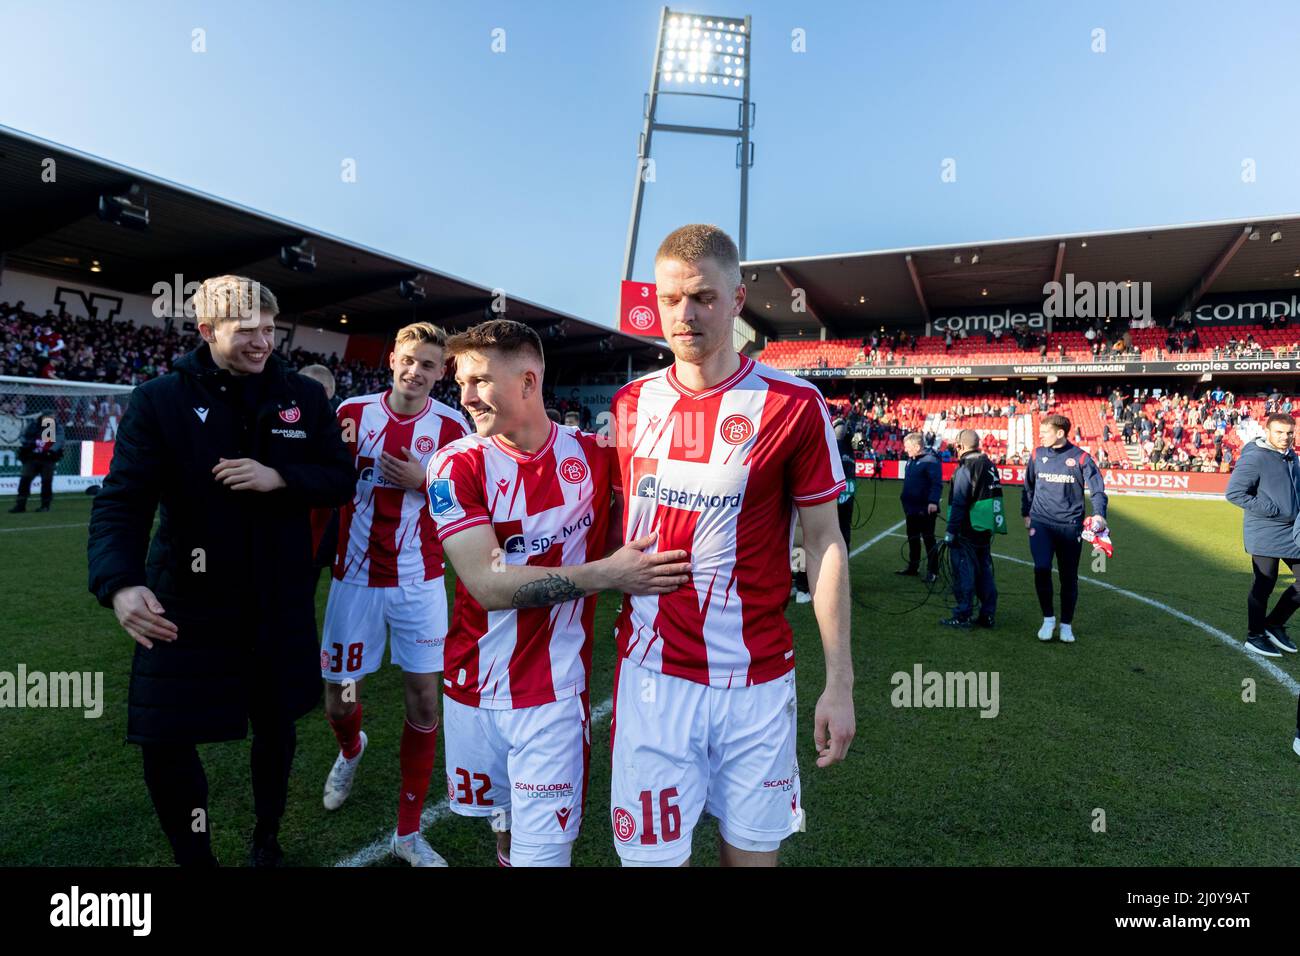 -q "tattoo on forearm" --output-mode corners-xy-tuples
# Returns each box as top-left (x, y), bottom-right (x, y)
(511, 572), (586, 608)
